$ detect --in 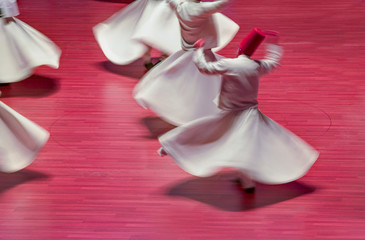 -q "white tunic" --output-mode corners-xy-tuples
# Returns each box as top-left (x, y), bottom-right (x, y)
(134, 0), (239, 125)
(0, 0), (19, 18)
(0, 0), (61, 83)
(167, 0), (229, 50)
(0, 101), (49, 173)
(159, 45), (319, 184)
